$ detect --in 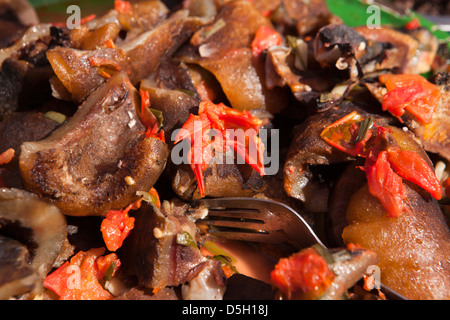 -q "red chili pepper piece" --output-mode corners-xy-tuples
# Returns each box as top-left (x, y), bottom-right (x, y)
(138, 89), (165, 141)
(270, 247), (335, 300)
(175, 101), (265, 197)
(365, 151), (408, 218)
(379, 74), (441, 124)
(386, 148), (442, 200)
(44, 248), (120, 300)
(404, 18), (421, 30)
(251, 25), (283, 56)
(320, 111), (365, 156)
(0, 148), (14, 165)
(101, 202), (137, 252)
(114, 0), (133, 15)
